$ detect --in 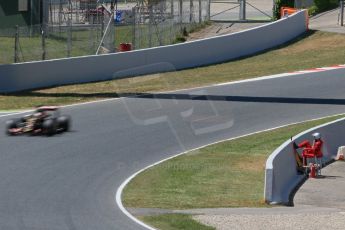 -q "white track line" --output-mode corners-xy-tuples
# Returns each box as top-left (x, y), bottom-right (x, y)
(1, 64), (344, 120)
(291, 65), (345, 74)
(0, 73), (295, 119)
(0, 110), (33, 119)
(115, 113), (345, 230)
(1, 66), (344, 229)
